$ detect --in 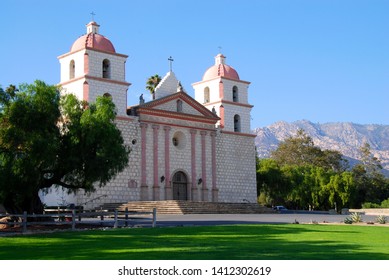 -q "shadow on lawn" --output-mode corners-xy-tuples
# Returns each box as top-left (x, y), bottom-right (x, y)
(0, 224), (388, 260)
